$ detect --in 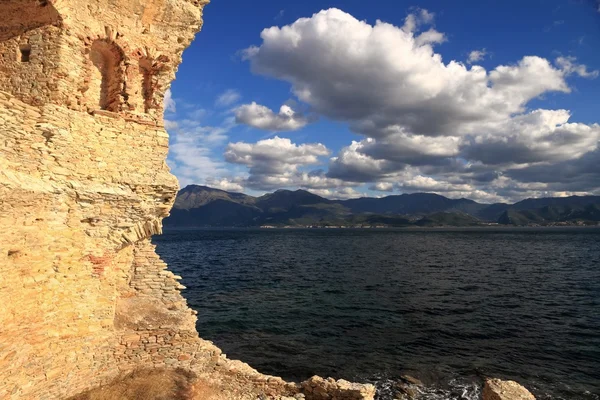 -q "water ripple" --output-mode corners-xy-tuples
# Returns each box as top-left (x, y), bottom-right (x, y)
(154, 227), (600, 399)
